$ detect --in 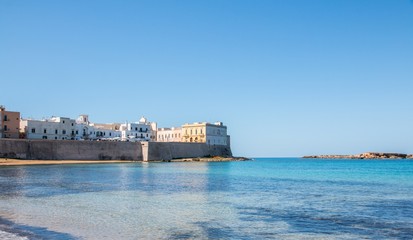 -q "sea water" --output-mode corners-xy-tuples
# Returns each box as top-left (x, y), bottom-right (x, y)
(0, 158), (412, 239)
